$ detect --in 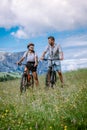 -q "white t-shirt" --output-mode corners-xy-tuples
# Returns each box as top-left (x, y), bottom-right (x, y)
(23, 51), (37, 62)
